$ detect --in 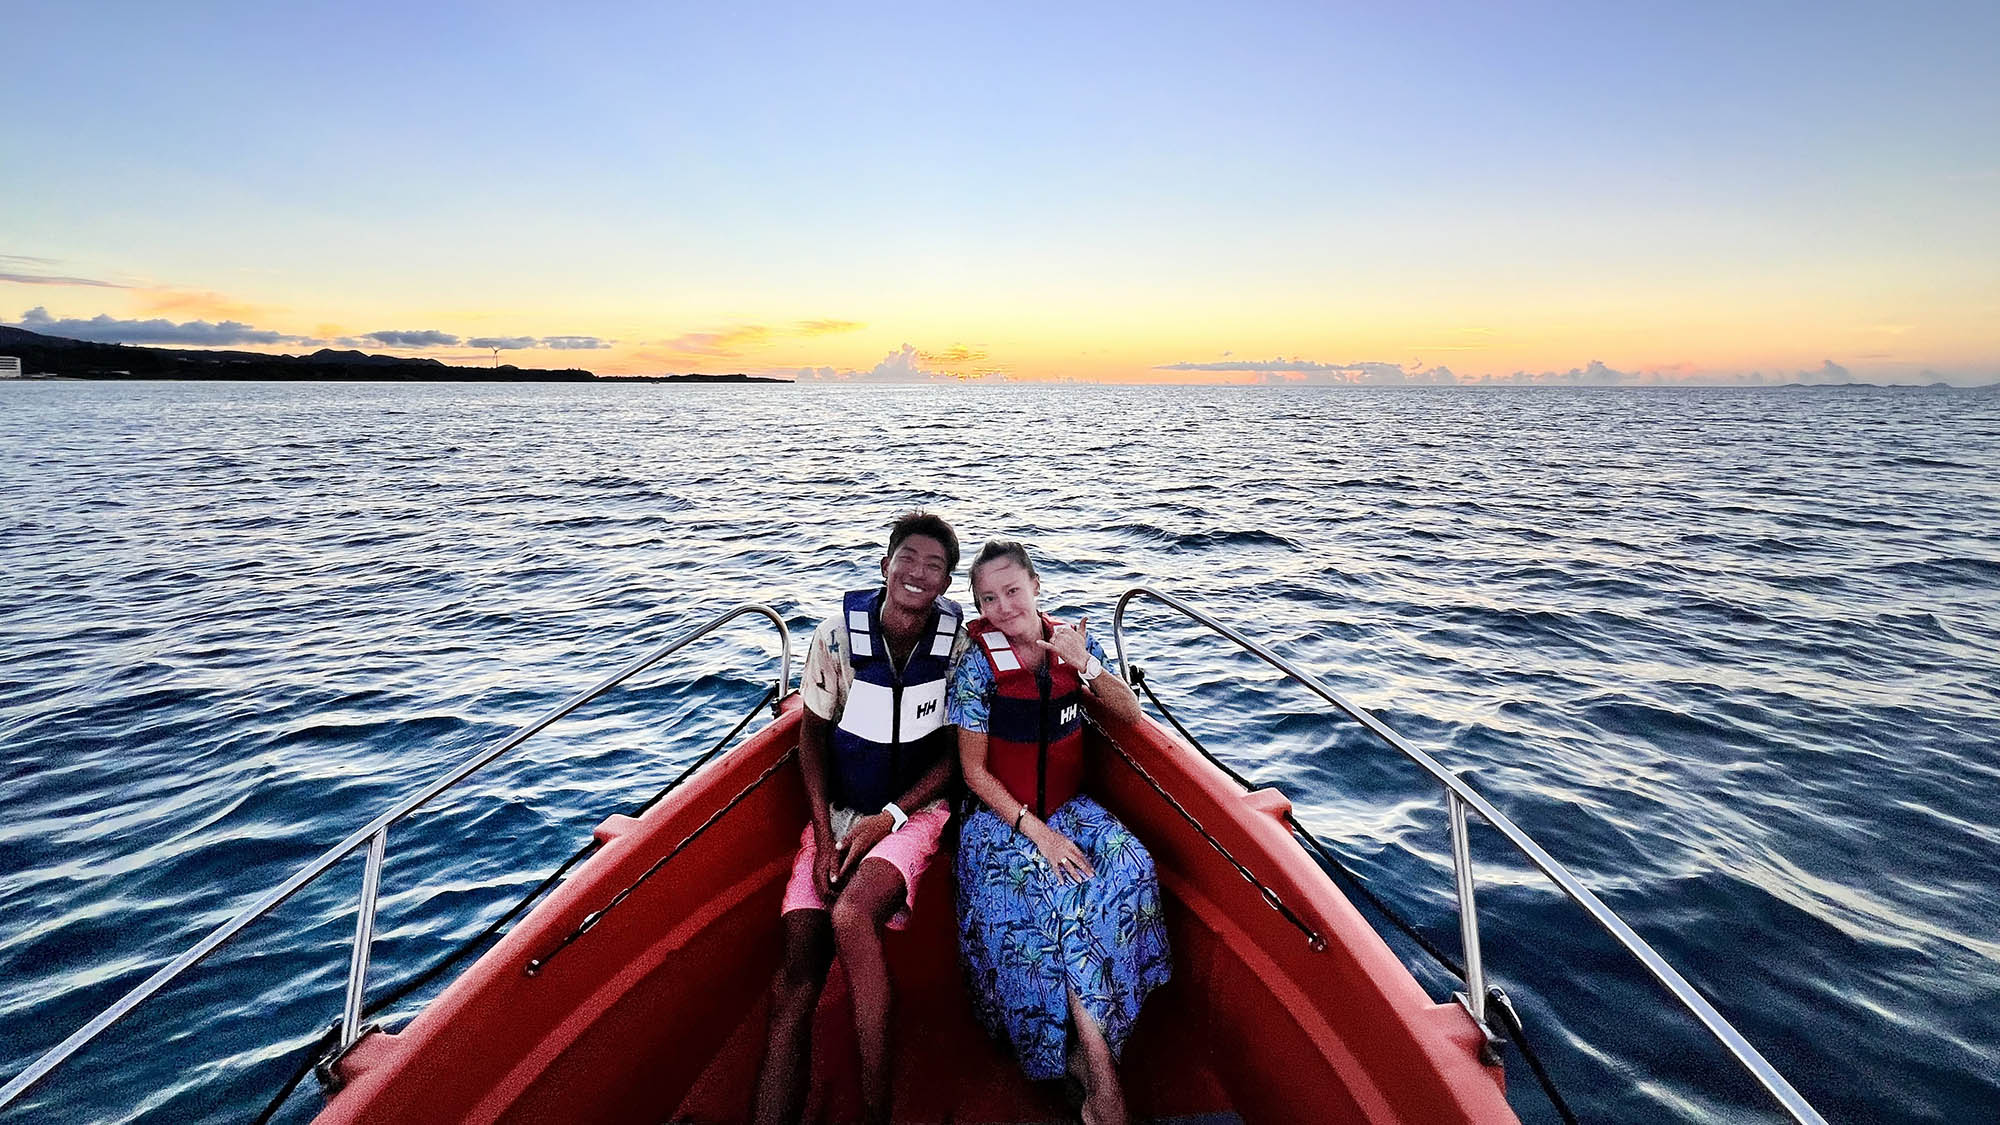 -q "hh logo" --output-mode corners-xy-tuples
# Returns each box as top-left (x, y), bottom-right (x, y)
(916, 698), (939, 719)
(1060, 704), (1080, 726)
